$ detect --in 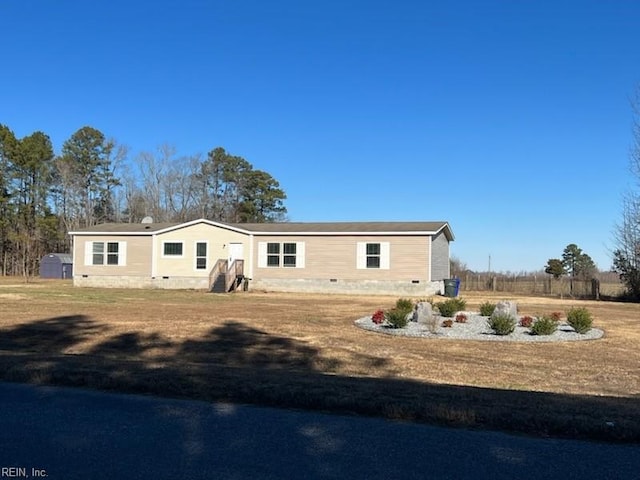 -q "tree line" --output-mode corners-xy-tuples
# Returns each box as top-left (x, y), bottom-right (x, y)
(544, 244), (597, 296)
(0, 124), (287, 277)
